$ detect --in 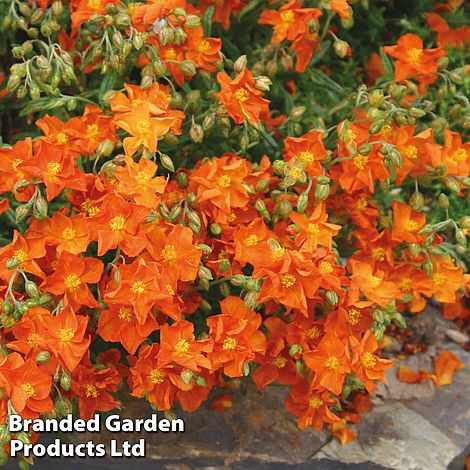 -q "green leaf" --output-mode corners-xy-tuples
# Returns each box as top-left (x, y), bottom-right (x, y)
(202, 5), (215, 36)
(239, 0), (264, 21)
(379, 48), (394, 77)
